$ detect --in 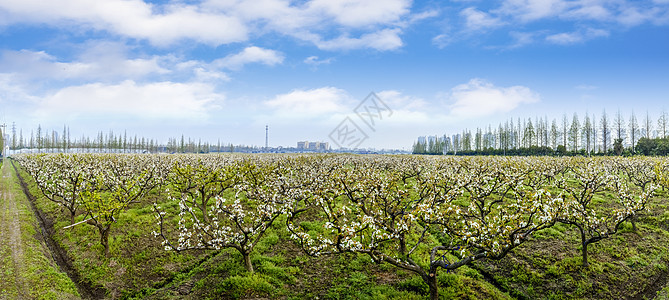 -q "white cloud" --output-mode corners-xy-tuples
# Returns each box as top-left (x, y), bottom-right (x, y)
(407, 9), (441, 24)
(497, 0), (569, 22)
(432, 34), (453, 49)
(461, 7), (503, 30)
(508, 31), (535, 48)
(314, 29), (404, 51)
(493, 0), (669, 26)
(194, 68), (230, 82)
(0, 73), (40, 106)
(376, 90), (427, 111)
(307, 0), (411, 27)
(0, 0), (417, 51)
(565, 4), (611, 21)
(616, 6), (663, 26)
(0, 44), (168, 82)
(205, 0), (322, 36)
(446, 78), (540, 118)
(0, 50), (85, 80)
(214, 46), (284, 70)
(121, 4), (247, 46)
(617, 7), (645, 26)
(0, 45), (285, 87)
(208, 0), (411, 30)
(455, 0), (669, 47)
(304, 56), (334, 67)
(35, 80), (221, 120)
(0, 0), (248, 46)
(546, 32), (582, 44)
(264, 87), (350, 116)
(546, 28), (609, 45)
